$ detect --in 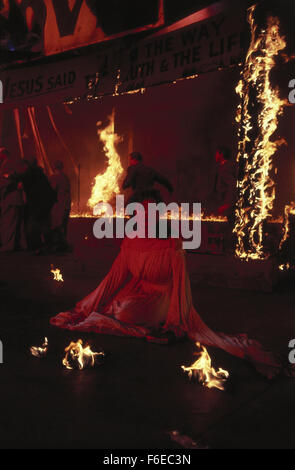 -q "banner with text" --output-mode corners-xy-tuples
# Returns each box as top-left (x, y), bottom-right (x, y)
(0, 52), (116, 109)
(117, 11), (247, 93)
